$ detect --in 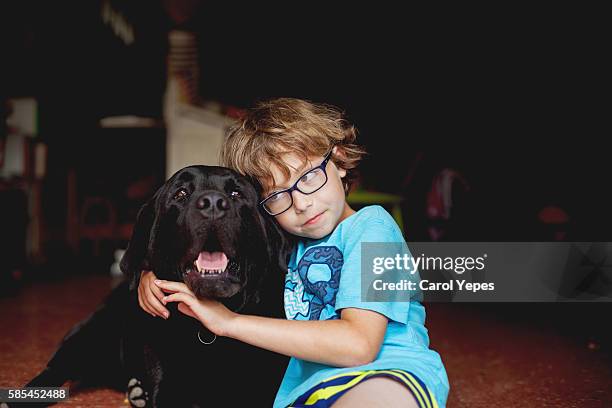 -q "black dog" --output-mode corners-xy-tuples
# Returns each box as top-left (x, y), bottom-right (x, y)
(24, 166), (290, 407)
